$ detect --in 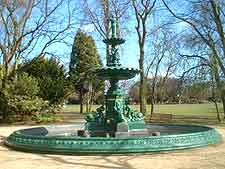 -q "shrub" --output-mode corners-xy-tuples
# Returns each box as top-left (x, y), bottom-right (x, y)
(14, 72), (39, 97)
(0, 73), (48, 122)
(7, 96), (48, 121)
(32, 112), (58, 123)
(20, 57), (71, 106)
